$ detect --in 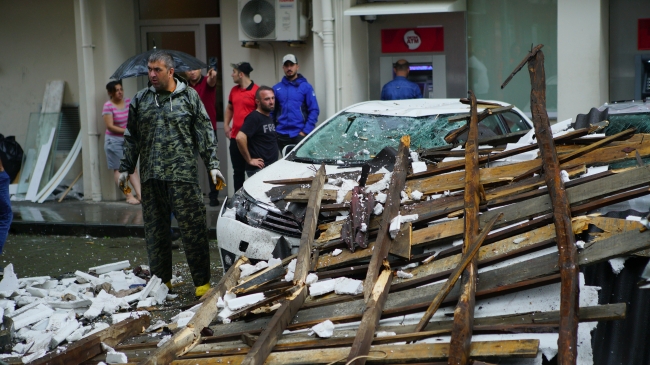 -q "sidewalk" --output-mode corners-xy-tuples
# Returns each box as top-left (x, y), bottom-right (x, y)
(9, 198), (221, 238)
